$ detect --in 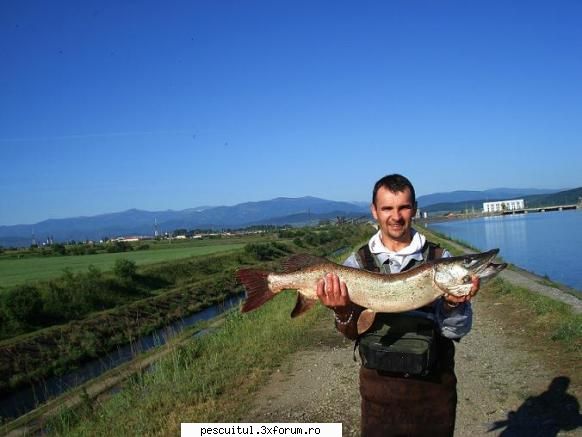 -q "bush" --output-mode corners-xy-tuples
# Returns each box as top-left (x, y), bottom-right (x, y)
(1, 284), (43, 326)
(304, 232), (320, 246)
(114, 258), (137, 280)
(244, 243), (278, 261)
(271, 241), (293, 253)
(106, 241), (132, 253)
(293, 237), (305, 248)
(51, 243), (67, 255)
